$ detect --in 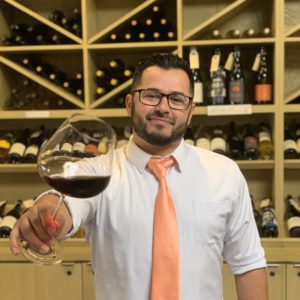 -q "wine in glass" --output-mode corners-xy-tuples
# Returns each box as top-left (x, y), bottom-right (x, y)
(19, 114), (116, 265)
